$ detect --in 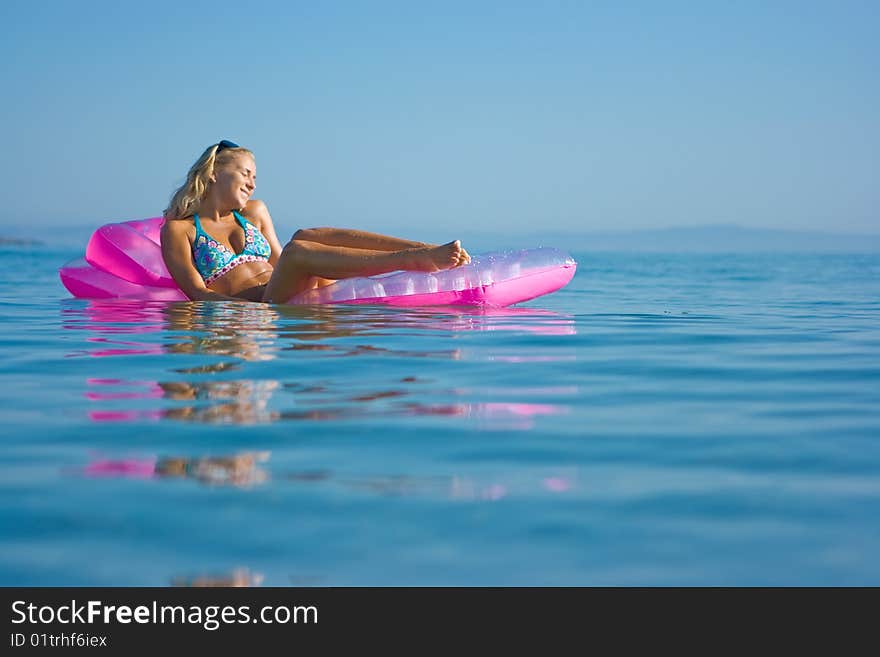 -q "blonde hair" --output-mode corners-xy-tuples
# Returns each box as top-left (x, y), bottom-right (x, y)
(164, 142), (255, 220)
